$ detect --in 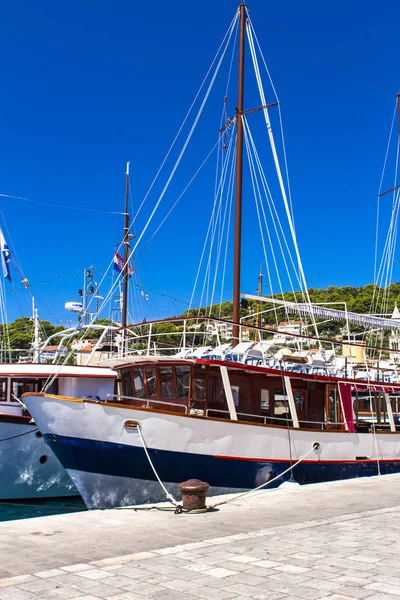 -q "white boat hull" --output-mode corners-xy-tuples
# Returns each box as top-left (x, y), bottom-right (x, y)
(22, 393), (400, 509)
(0, 417), (77, 500)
